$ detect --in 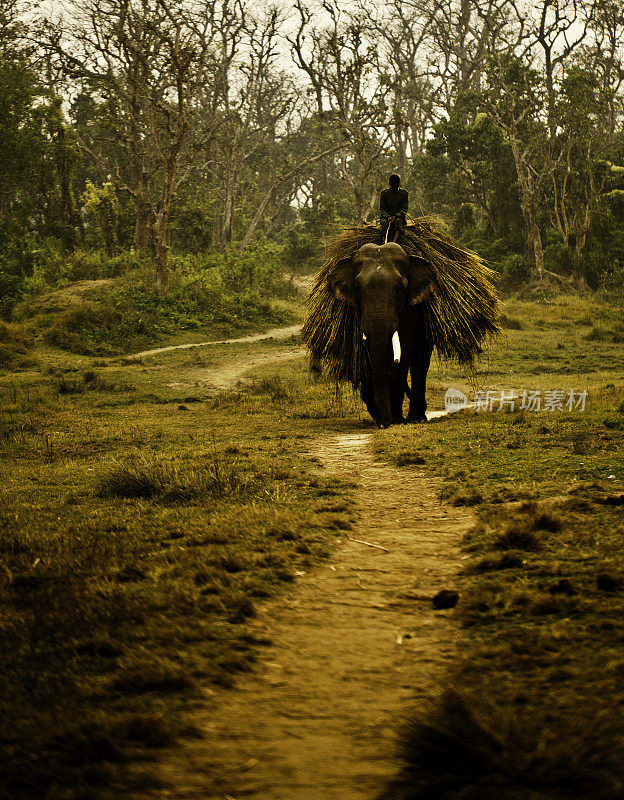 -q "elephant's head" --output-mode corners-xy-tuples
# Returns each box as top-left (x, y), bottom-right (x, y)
(329, 242), (435, 427)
